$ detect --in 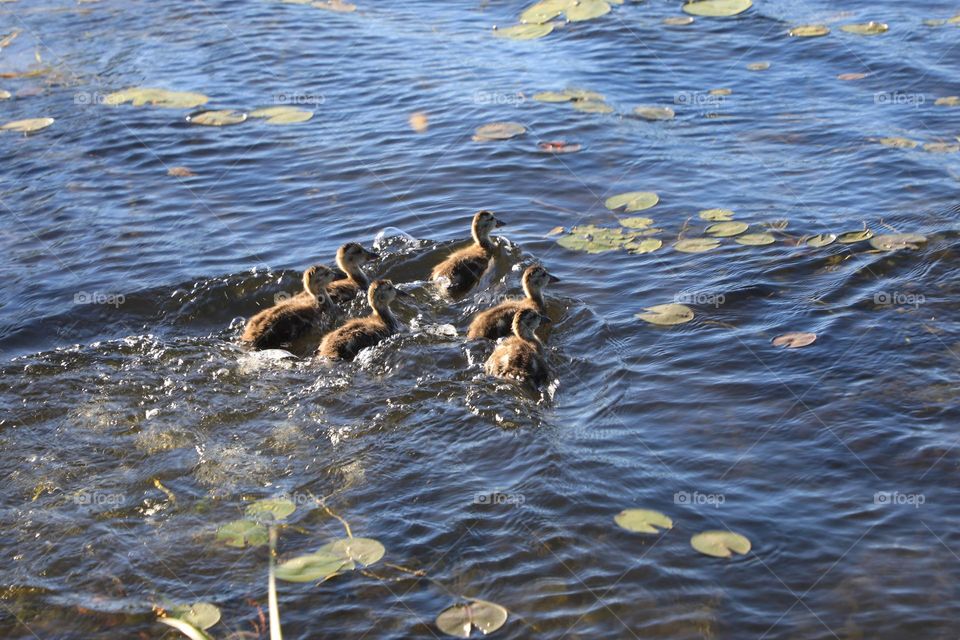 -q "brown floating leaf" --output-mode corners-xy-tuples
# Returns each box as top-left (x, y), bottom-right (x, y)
(746, 61), (770, 71)
(168, 166), (195, 177)
(790, 24), (830, 37)
(935, 96), (960, 106)
(633, 106), (675, 120)
(409, 111), (429, 133)
(538, 140), (582, 153)
(1, 117), (54, 132)
(312, 0), (356, 11)
(838, 72), (869, 81)
(877, 136), (918, 149)
(772, 332), (817, 348)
